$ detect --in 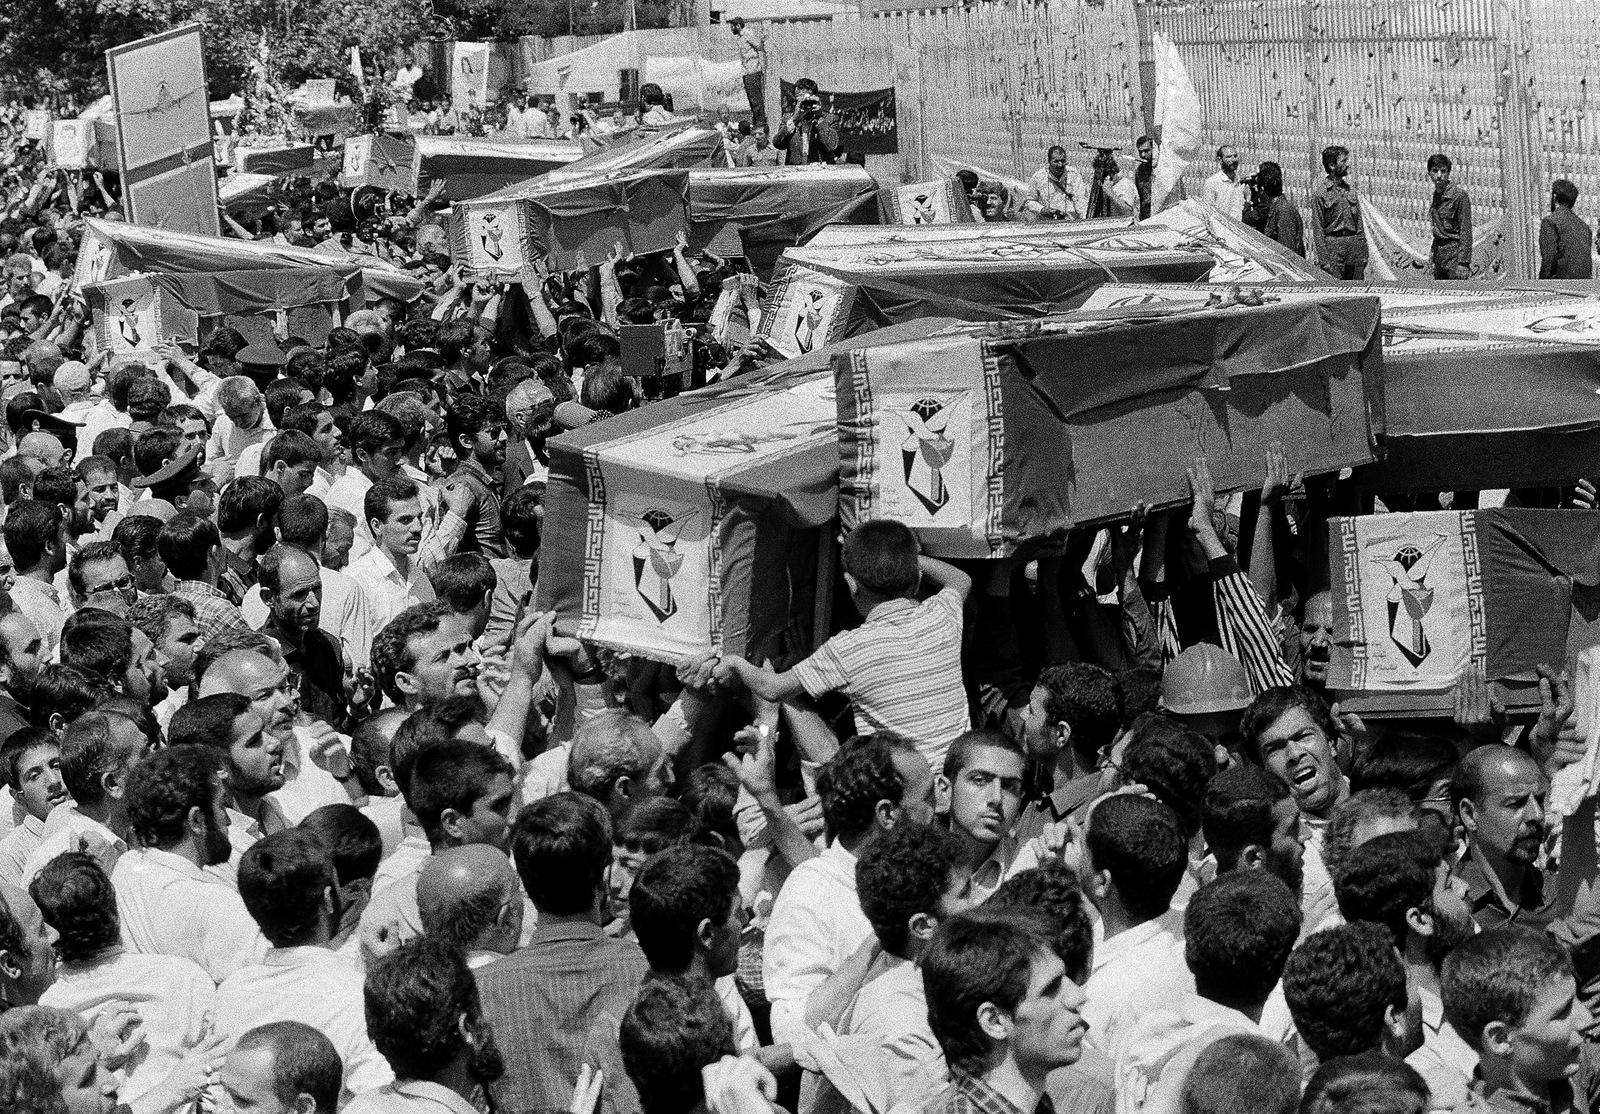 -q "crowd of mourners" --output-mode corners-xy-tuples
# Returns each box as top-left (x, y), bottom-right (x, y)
(0, 73), (1596, 1114)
